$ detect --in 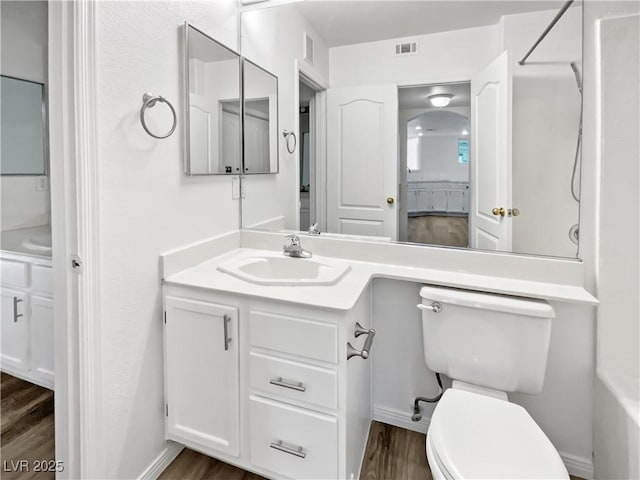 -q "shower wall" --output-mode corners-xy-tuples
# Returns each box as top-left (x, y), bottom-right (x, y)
(502, 7), (583, 258)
